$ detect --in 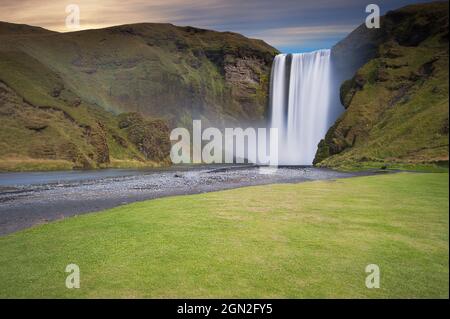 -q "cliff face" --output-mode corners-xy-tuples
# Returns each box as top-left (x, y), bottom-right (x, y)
(0, 22), (277, 127)
(314, 2), (449, 169)
(0, 79), (171, 171)
(0, 22), (277, 171)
